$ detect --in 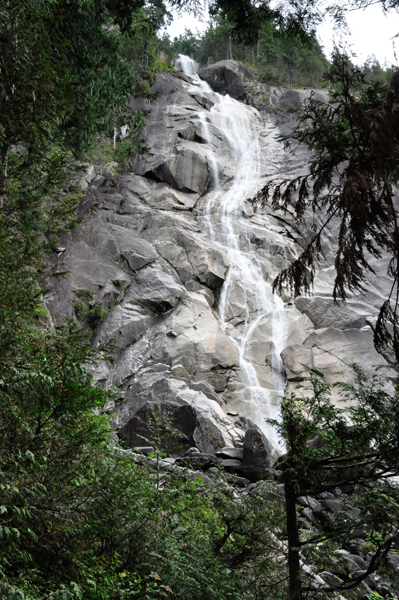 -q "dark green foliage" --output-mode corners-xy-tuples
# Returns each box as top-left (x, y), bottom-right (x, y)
(362, 55), (396, 87)
(270, 369), (399, 599)
(0, 220), (285, 600)
(0, 0), (166, 237)
(72, 290), (107, 330)
(172, 19), (329, 89)
(171, 0), (324, 45)
(208, 0), (278, 45)
(256, 50), (399, 362)
(0, 214), (289, 599)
